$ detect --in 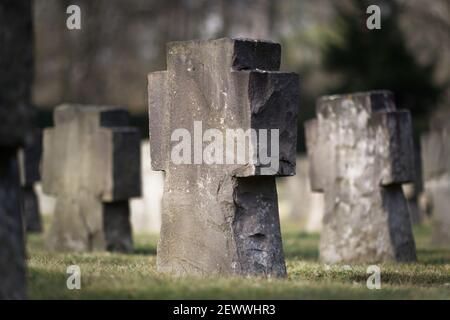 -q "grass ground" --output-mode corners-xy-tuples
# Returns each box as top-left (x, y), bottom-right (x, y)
(27, 221), (450, 299)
